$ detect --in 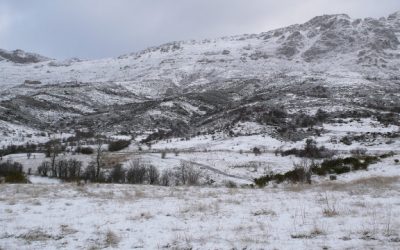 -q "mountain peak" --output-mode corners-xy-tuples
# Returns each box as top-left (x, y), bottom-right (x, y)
(303, 13), (351, 30)
(0, 49), (50, 64)
(388, 11), (400, 20)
